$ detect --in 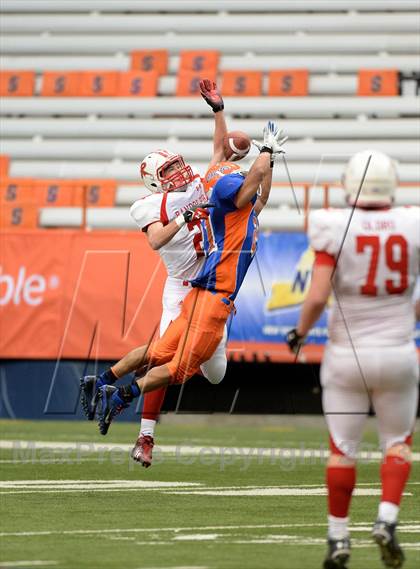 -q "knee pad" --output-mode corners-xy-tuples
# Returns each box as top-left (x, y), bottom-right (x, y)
(201, 360), (227, 385)
(383, 434), (412, 457)
(329, 435), (358, 461)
